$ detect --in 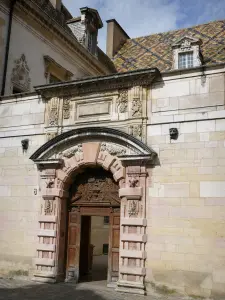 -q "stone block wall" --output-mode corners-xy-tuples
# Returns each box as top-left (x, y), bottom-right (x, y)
(146, 69), (225, 297)
(0, 94), (45, 277)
